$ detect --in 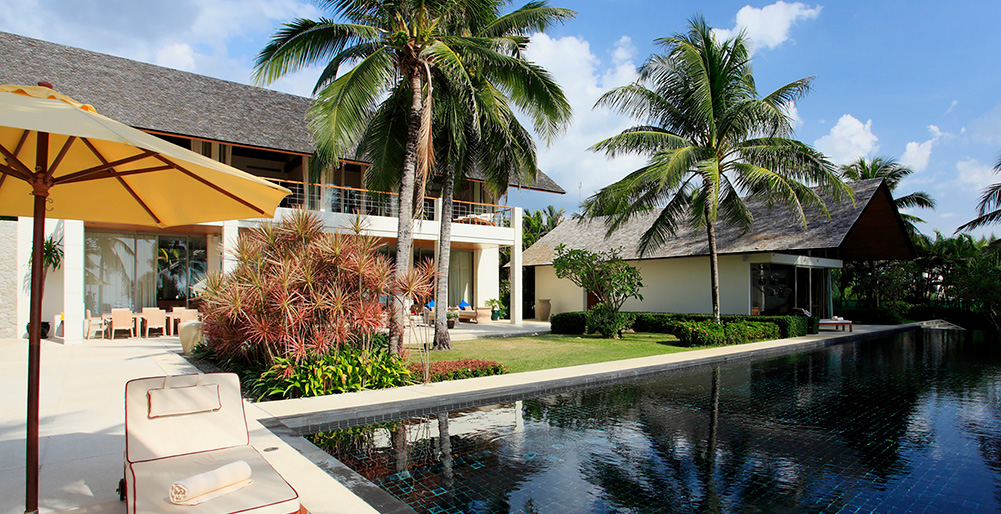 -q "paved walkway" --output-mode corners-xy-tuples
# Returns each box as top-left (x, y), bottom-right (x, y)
(0, 322), (918, 513)
(0, 336), (377, 514)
